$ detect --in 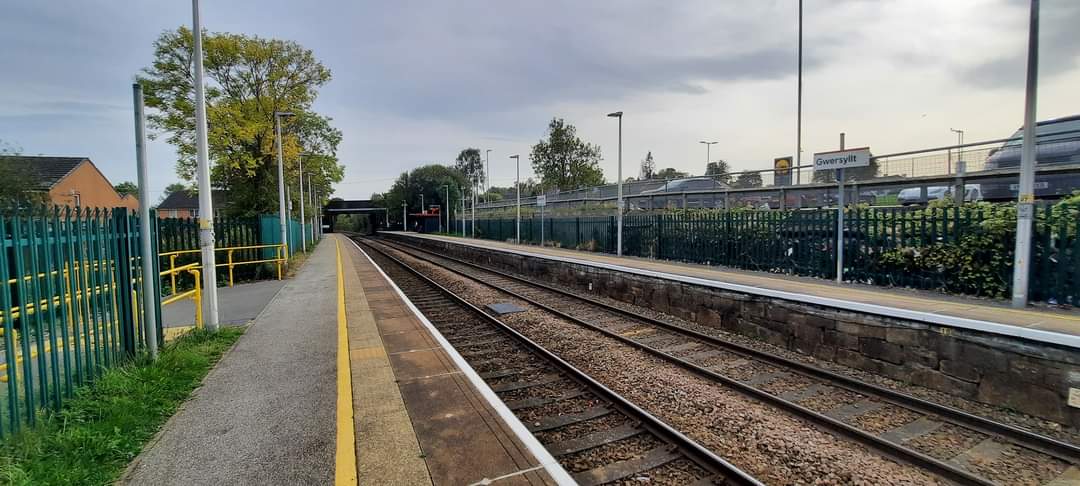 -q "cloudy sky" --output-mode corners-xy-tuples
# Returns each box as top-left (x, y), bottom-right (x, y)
(2, 0), (1079, 201)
